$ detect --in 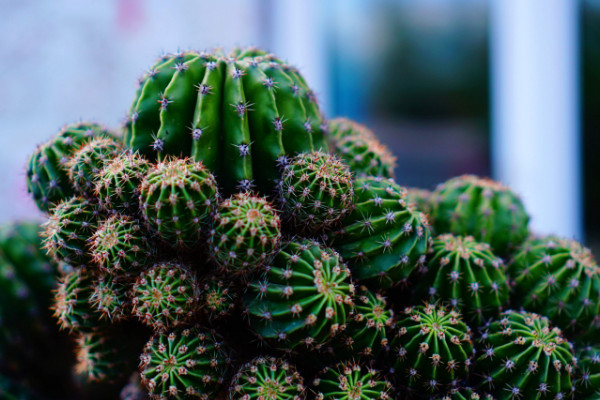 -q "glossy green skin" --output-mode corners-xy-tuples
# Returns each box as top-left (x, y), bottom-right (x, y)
(313, 363), (393, 400)
(509, 236), (600, 342)
(95, 152), (150, 213)
(209, 193), (281, 274)
(139, 326), (231, 400)
(245, 239), (355, 351)
(432, 175), (529, 256)
(229, 357), (306, 400)
(67, 136), (121, 196)
(139, 158), (218, 249)
(124, 48), (328, 194)
(26, 122), (109, 212)
(391, 305), (474, 394)
(330, 177), (432, 289)
(280, 151), (355, 234)
(415, 234), (509, 326)
(53, 268), (98, 332)
(41, 196), (99, 268)
(475, 311), (576, 400)
(578, 346), (600, 398)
